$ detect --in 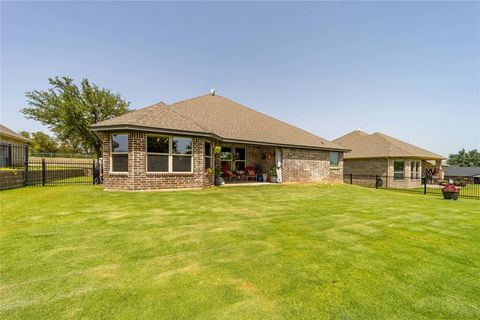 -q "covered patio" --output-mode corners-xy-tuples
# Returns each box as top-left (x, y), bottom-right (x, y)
(218, 144), (280, 184)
